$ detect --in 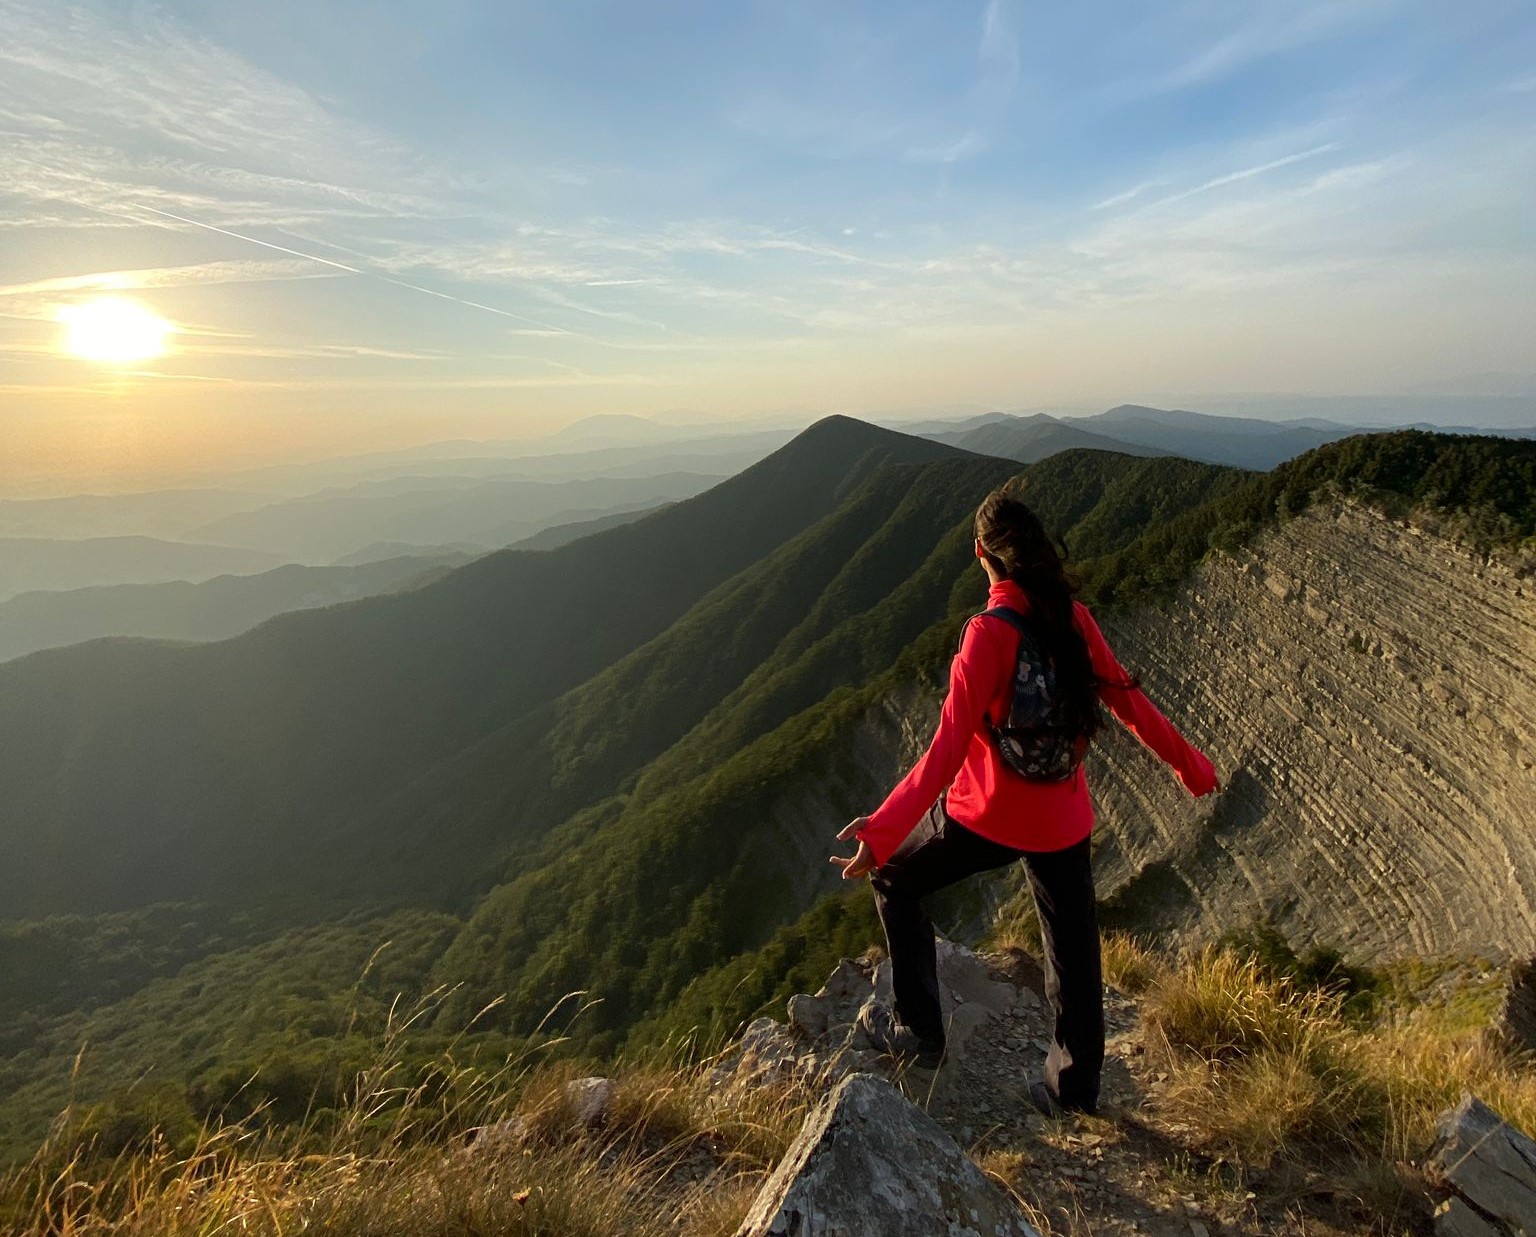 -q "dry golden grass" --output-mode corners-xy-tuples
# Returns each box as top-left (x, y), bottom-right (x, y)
(987, 887), (1043, 955)
(1098, 932), (1160, 996)
(1138, 944), (1536, 1183)
(0, 1005), (814, 1237)
(1142, 947), (1346, 1063)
